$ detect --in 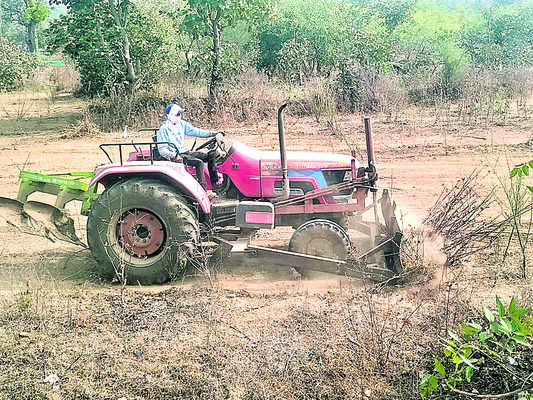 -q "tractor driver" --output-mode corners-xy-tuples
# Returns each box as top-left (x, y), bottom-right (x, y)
(157, 104), (219, 191)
